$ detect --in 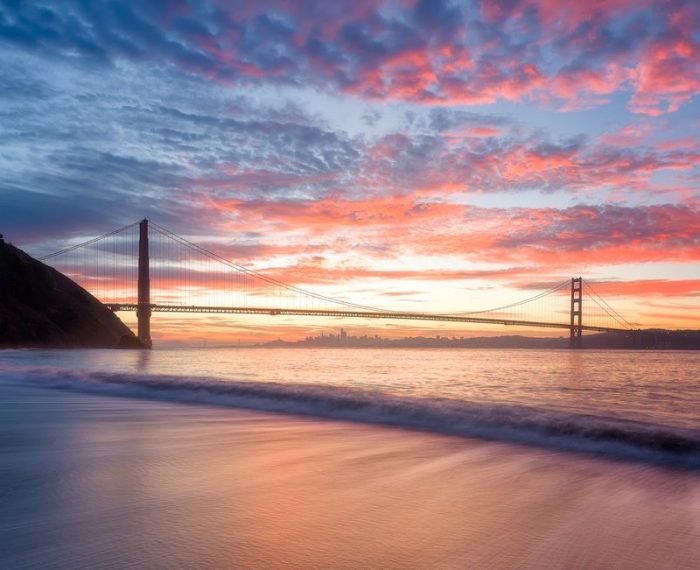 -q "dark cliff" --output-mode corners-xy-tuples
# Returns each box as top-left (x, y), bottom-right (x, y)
(0, 240), (142, 348)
